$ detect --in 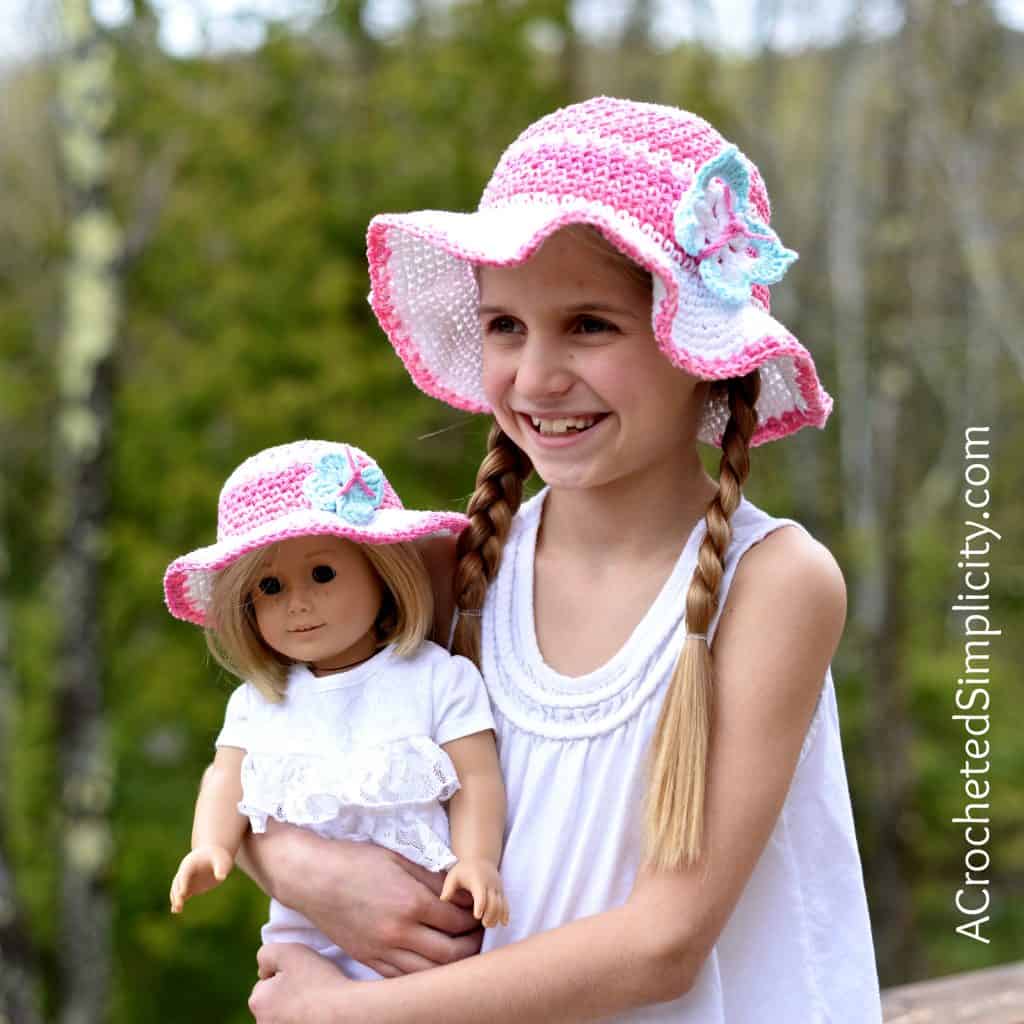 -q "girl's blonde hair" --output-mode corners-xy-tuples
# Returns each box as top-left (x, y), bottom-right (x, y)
(453, 225), (760, 872)
(205, 538), (433, 702)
